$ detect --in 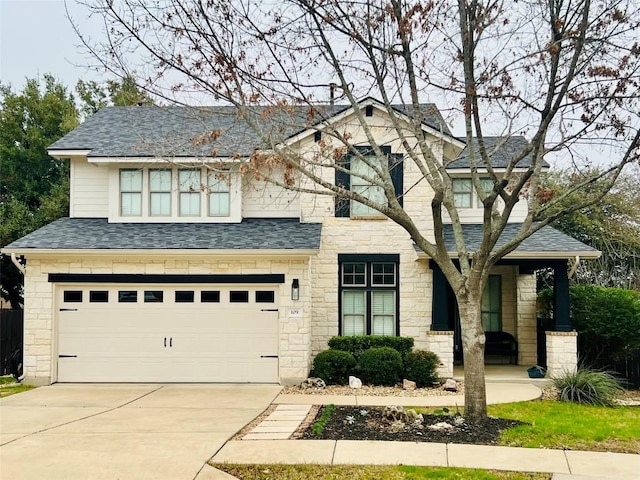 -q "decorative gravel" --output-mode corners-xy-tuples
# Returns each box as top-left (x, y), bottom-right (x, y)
(281, 383), (465, 397)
